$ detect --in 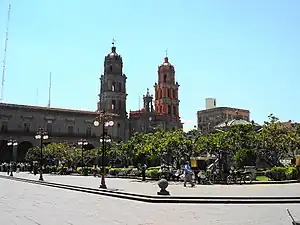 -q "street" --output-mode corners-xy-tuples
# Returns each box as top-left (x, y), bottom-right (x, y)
(1, 177), (300, 224)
